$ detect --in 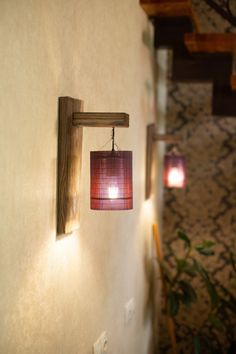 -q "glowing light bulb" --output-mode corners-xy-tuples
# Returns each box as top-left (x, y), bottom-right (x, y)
(108, 186), (119, 199)
(167, 167), (184, 188)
